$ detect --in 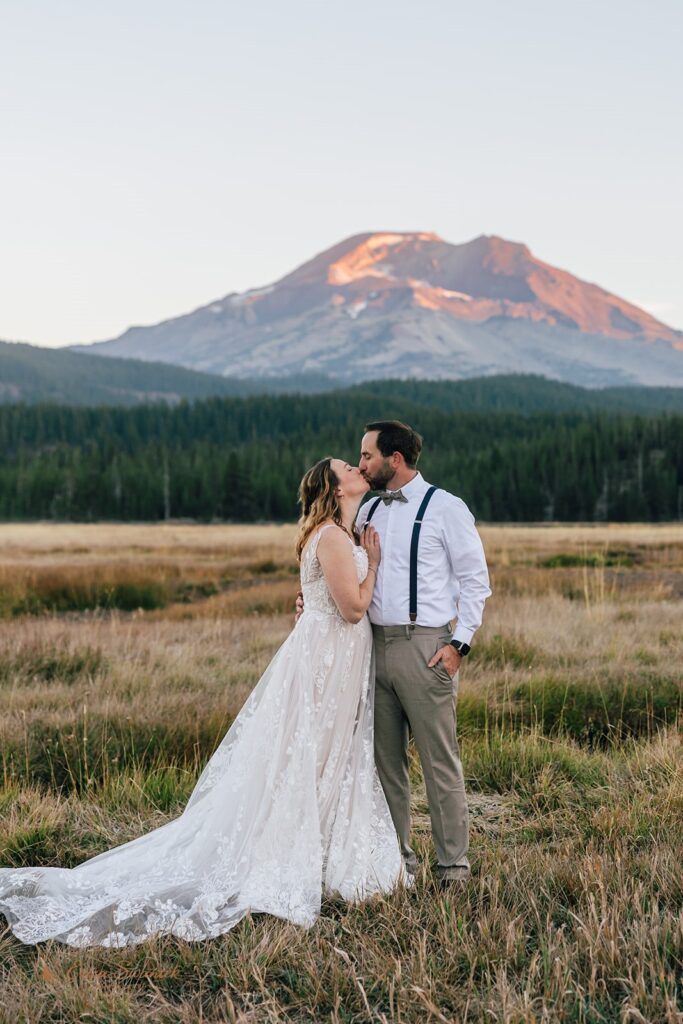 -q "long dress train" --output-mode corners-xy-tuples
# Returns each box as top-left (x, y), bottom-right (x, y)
(0, 526), (403, 947)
